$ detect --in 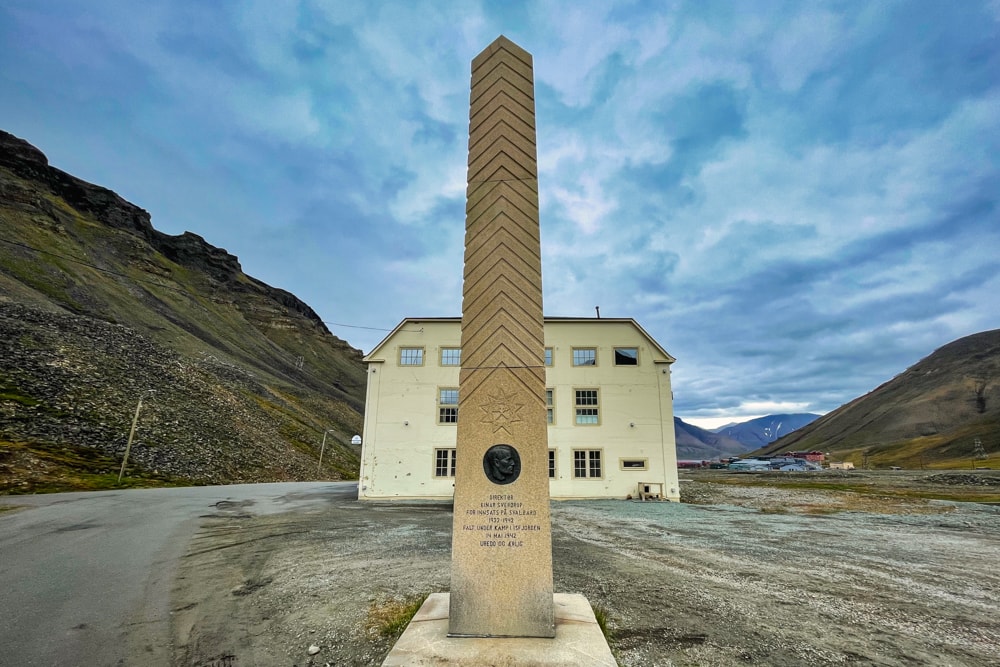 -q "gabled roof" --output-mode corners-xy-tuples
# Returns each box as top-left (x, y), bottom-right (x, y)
(364, 317), (675, 363)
